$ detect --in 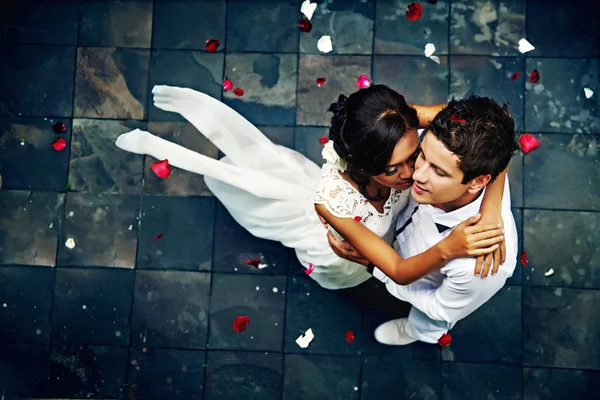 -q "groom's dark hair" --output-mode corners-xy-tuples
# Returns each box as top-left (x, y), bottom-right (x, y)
(424, 95), (519, 184)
